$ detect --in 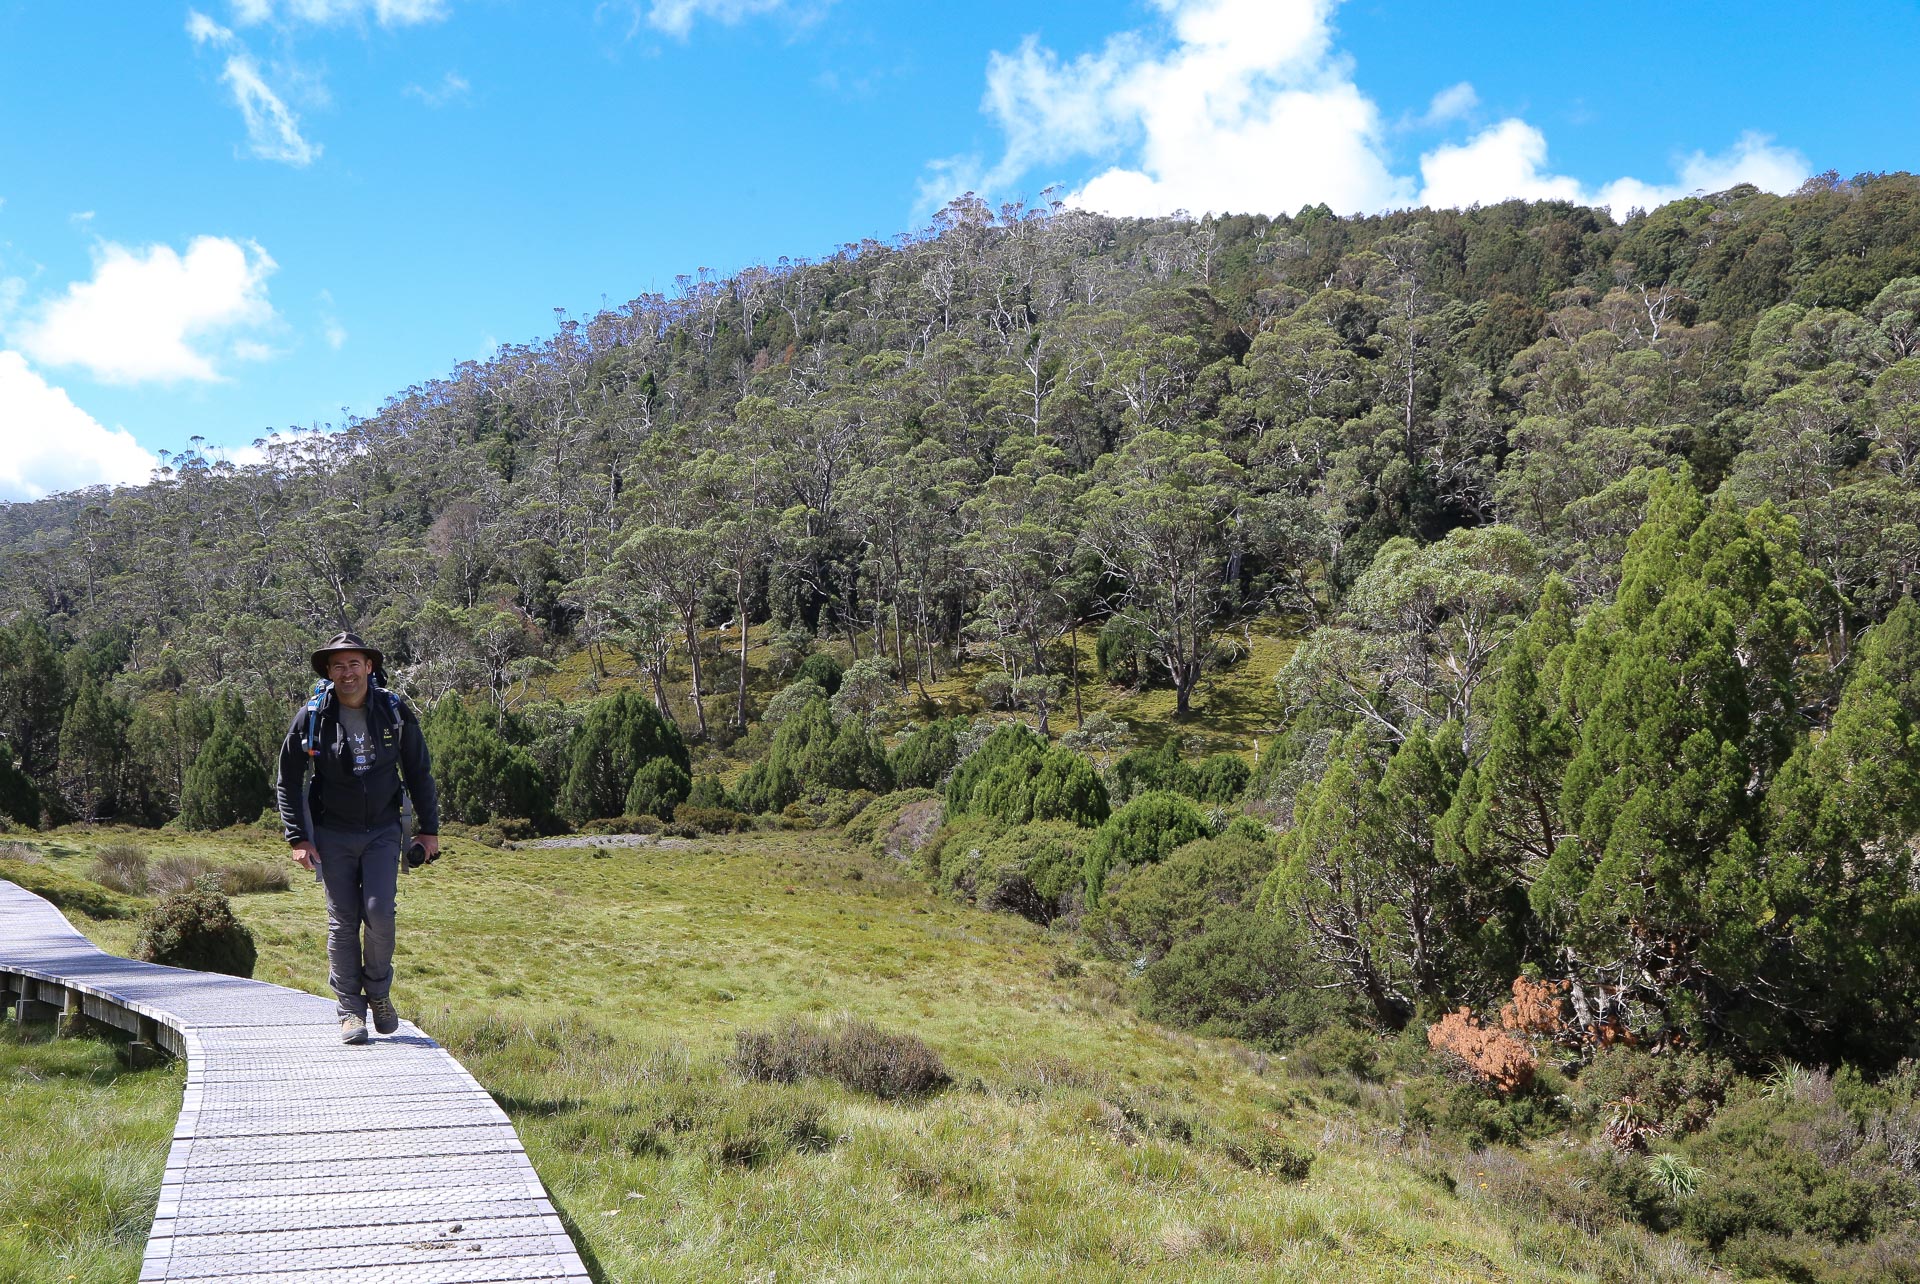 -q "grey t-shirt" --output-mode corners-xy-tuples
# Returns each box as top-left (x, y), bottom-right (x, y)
(338, 703), (375, 776)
